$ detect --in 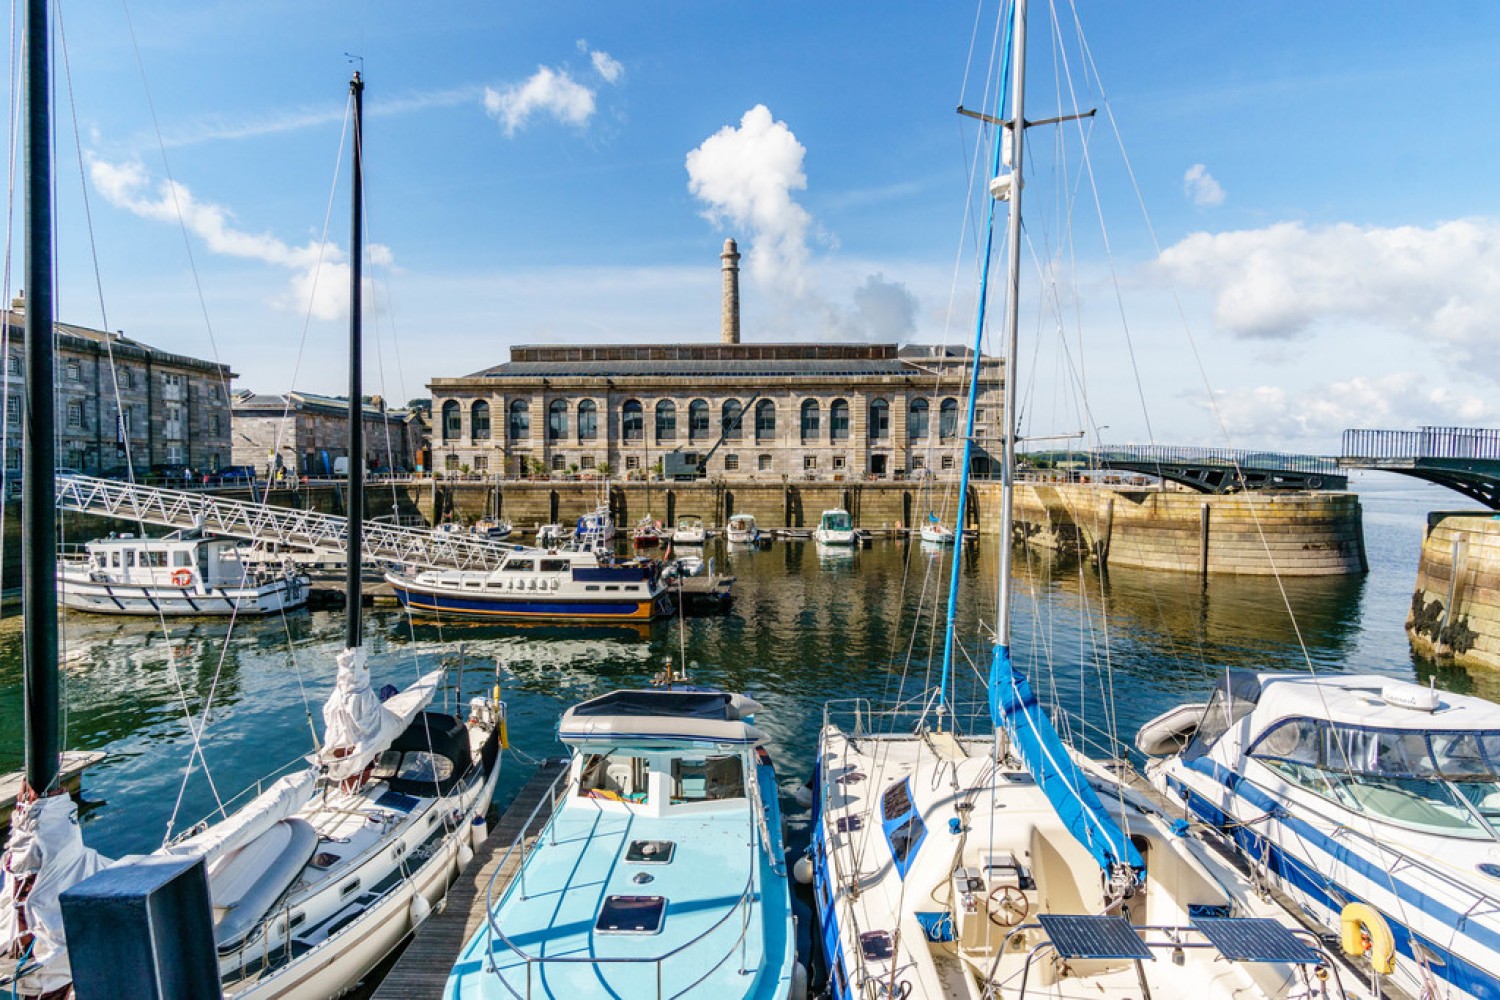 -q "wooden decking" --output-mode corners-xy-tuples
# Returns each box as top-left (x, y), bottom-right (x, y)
(370, 757), (569, 999)
(0, 750), (106, 830)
